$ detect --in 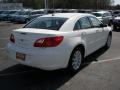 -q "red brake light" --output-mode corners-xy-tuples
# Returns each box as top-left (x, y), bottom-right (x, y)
(10, 34), (15, 43)
(34, 36), (64, 47)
